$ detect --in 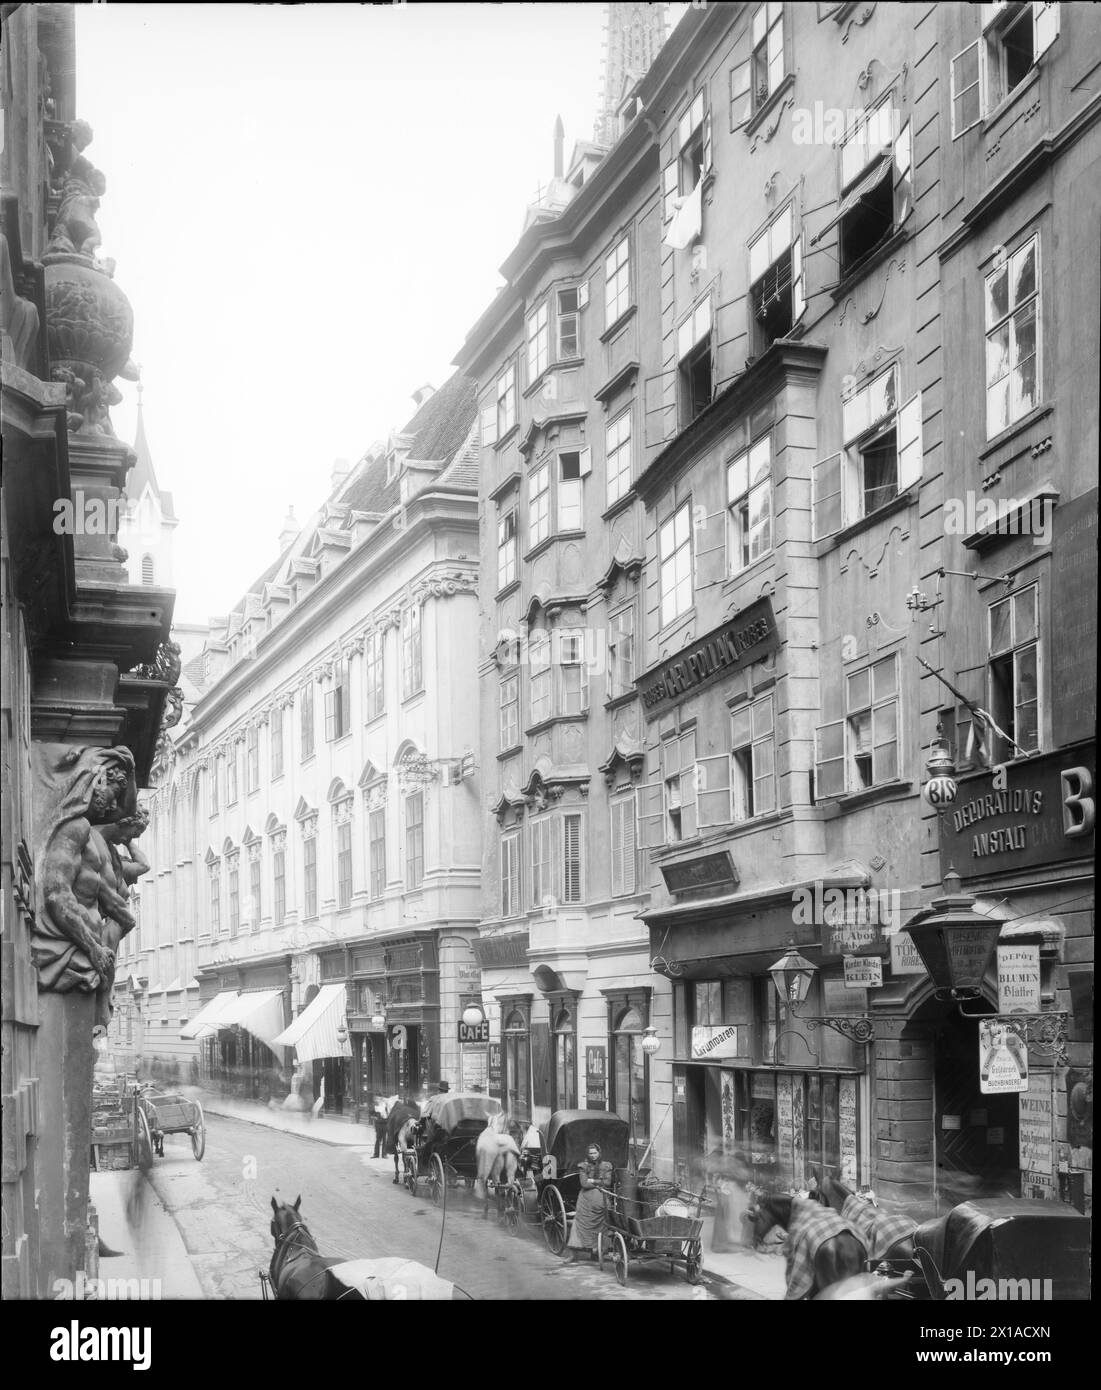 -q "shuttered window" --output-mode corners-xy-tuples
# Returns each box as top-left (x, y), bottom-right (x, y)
(610, 794), (637, 897)
(501, 831), (521, 918)
(563, 813), (582, 904)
